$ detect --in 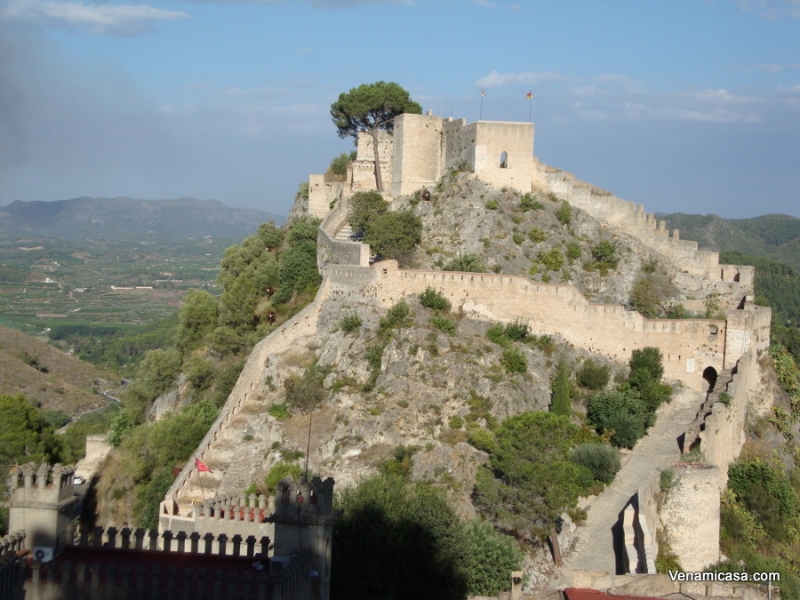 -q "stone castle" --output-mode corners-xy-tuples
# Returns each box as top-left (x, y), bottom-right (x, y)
(157, 112), (773, 585)
(3, 113), (773, 598)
